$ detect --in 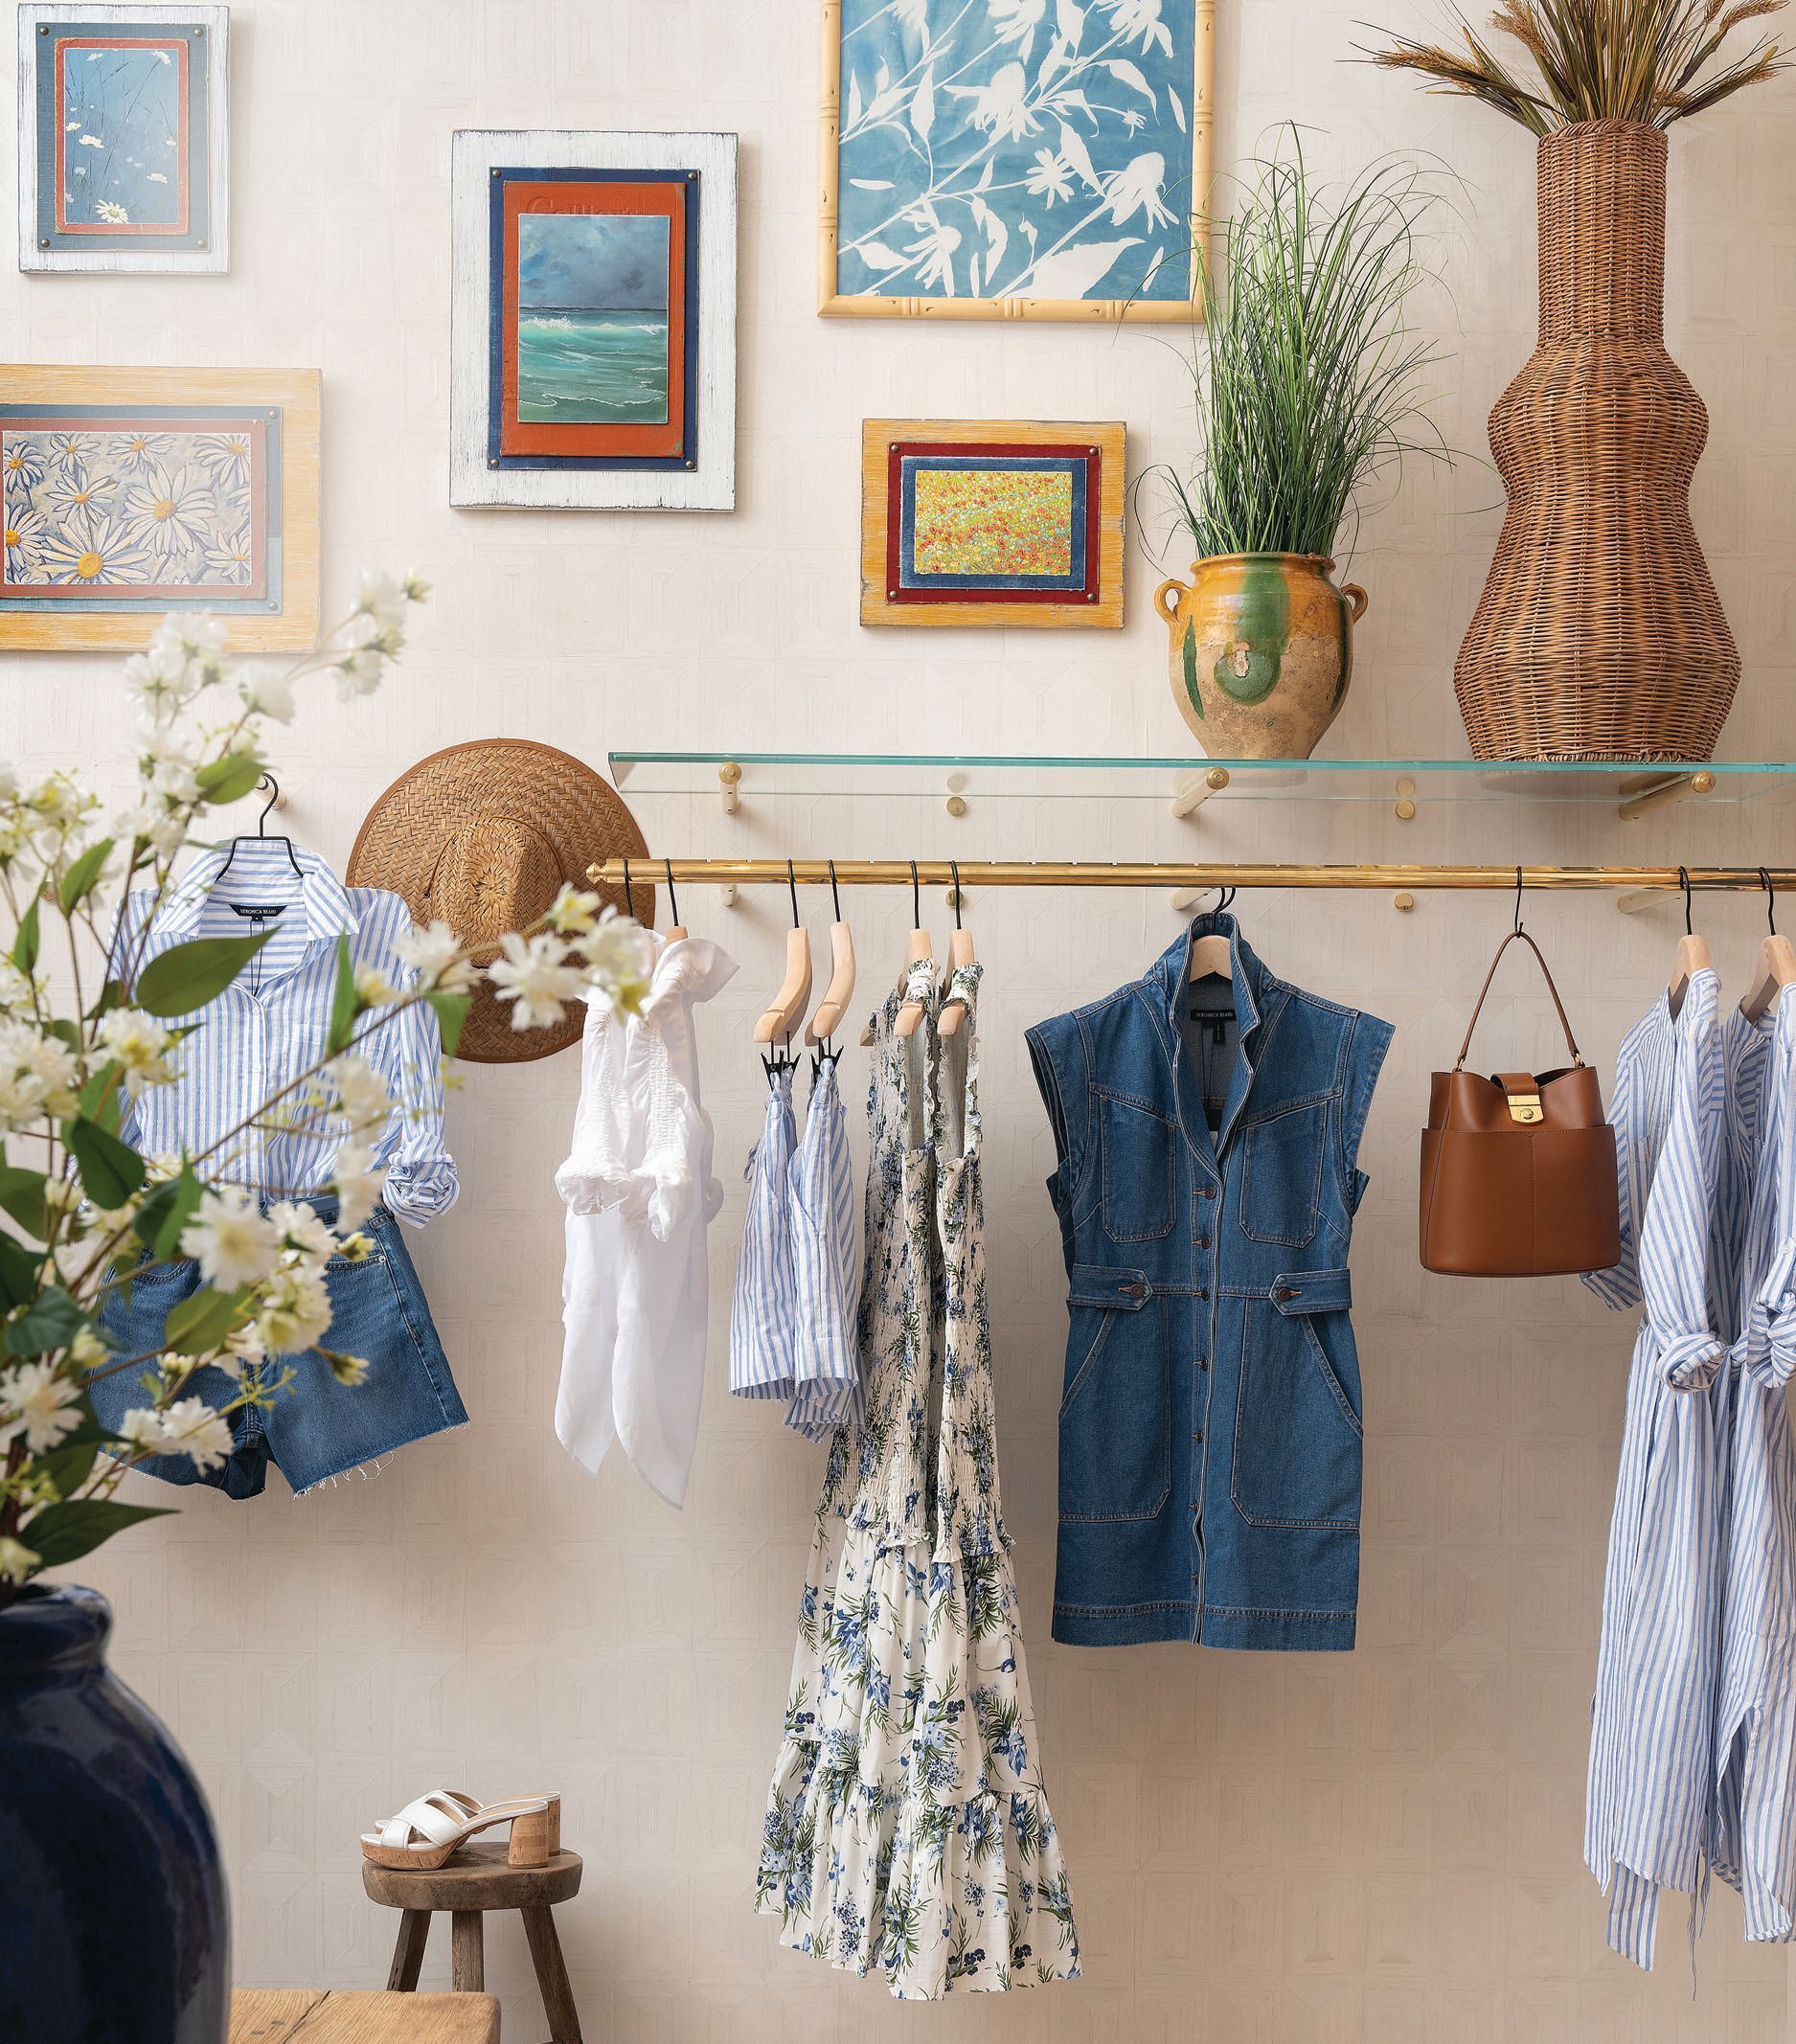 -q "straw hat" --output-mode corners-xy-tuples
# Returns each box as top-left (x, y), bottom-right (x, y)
(347, 738), (652, 1064)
